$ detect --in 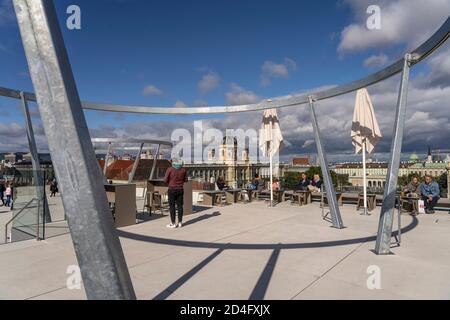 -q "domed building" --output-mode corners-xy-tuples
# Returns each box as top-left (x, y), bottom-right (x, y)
(409, 152), (420, 163)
